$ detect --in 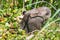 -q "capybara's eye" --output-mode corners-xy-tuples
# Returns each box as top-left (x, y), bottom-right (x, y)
(46, 13), (49, 15)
